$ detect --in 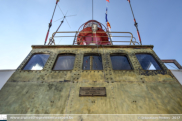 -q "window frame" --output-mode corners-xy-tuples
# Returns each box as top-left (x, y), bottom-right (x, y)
(22, 53), (50, 71)
(161, 59), (182, 70)
(52, 53), (76, 71)
(135, 53), (163, 71)
(110, 53), (133, 71)
(82, 53), (103, 71)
